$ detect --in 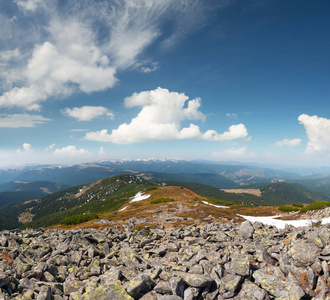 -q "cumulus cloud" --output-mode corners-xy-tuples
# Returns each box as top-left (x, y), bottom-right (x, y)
(84, 87), (248, 144)
(16, 143), (32, 153)
(299, 114), (330, 153)
(0, 0), (217, 111)
(0, 113), (50, 128)
(63, 106), (115, 121)
(54, 145), (89, 156)
(274, 138), (302, 147)
(0, 40), (117, 110)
